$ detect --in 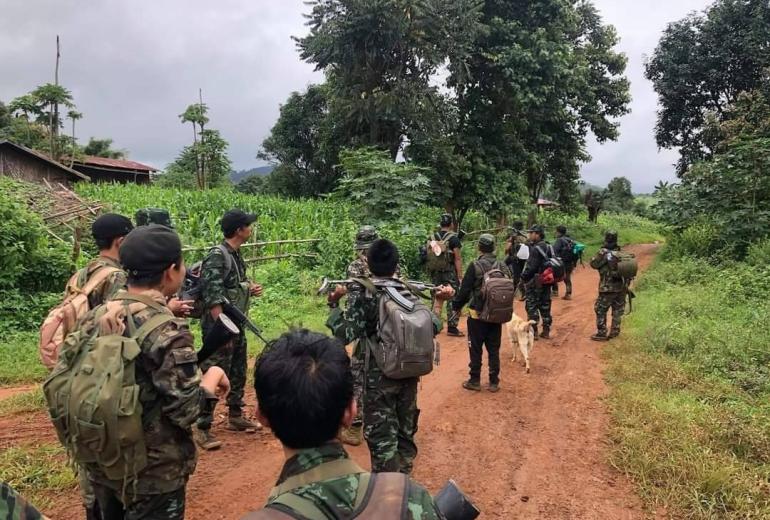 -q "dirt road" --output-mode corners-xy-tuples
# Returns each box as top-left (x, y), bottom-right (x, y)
(5, 244), (657, 519)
